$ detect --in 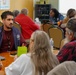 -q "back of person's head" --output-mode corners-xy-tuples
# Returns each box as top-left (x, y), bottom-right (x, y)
(21, 8), (28, 15)
(50, 8), (59, 18)
(66, 18), (76, 32)
(67, 8), (76, 18)
(1, 11), (14, 20)
(13, 10), (20, 17)
(66, 18), (76, 38)
(30, 30), (59, 75)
